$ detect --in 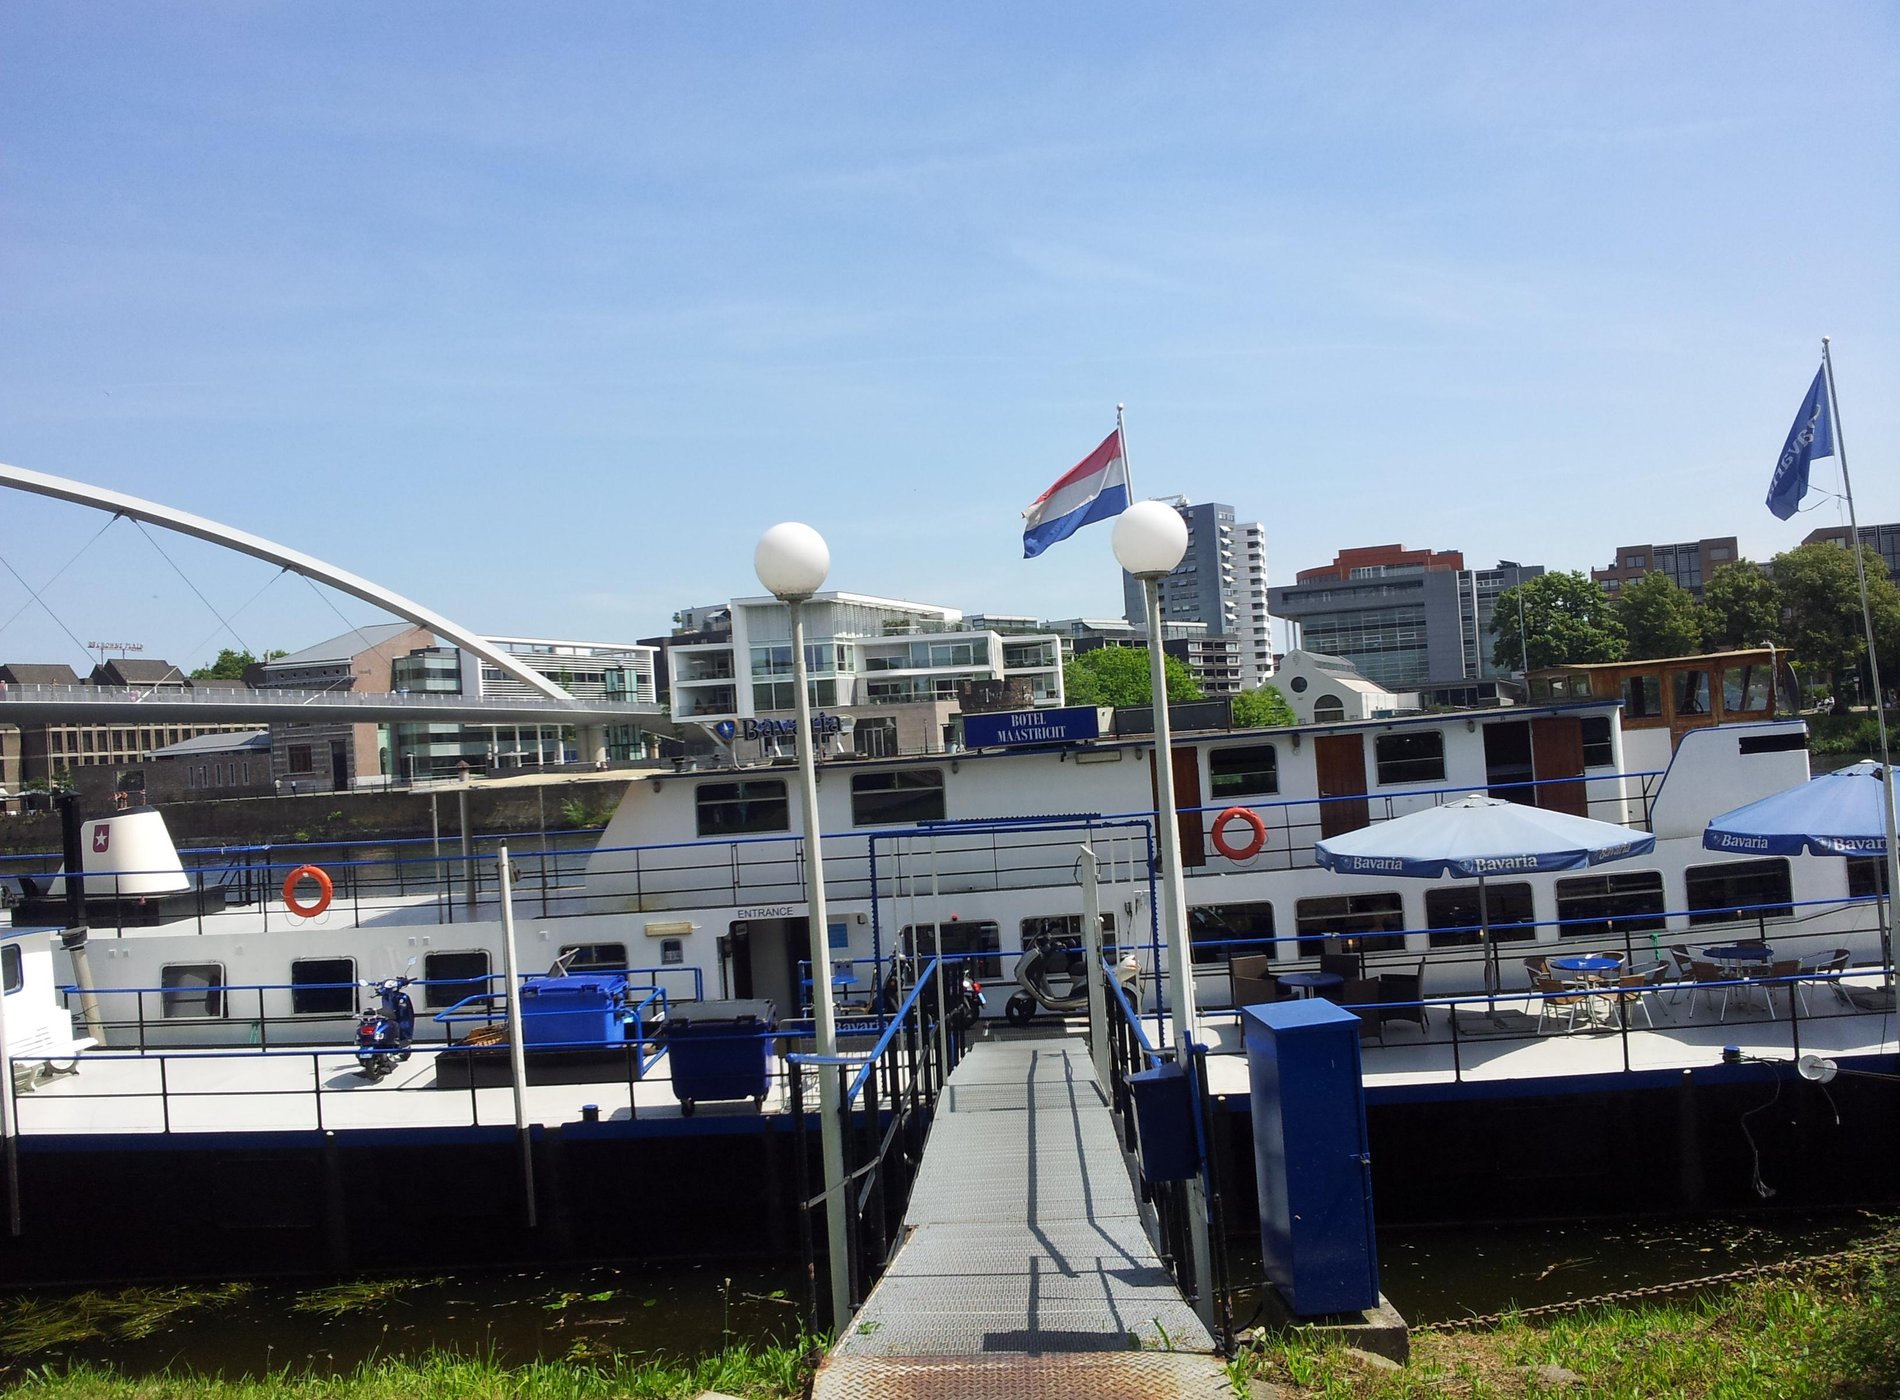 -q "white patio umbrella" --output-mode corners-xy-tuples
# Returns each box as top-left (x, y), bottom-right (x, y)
(1314, 795), (1657, 1005)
